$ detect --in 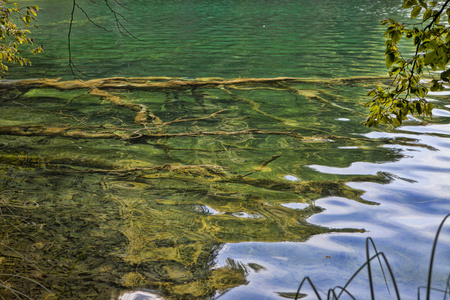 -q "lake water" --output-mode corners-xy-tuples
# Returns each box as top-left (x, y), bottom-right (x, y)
(1, 0), (449, 299)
